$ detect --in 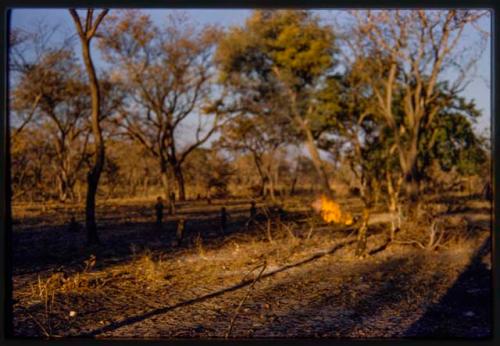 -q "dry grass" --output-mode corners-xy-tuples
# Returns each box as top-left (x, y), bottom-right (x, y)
(11, 194), (491, 338)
